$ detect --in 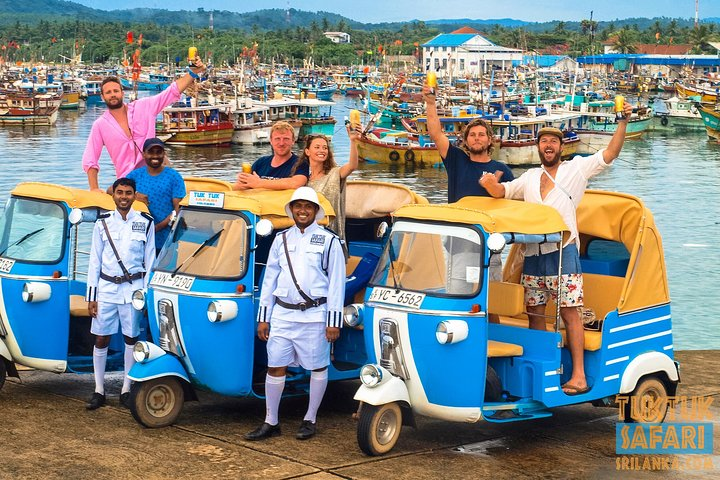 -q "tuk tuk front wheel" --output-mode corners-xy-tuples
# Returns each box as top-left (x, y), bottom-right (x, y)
(130, 377), (185, 428)
(624, 376), (669, 423)
(357, 402), (402, 456)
